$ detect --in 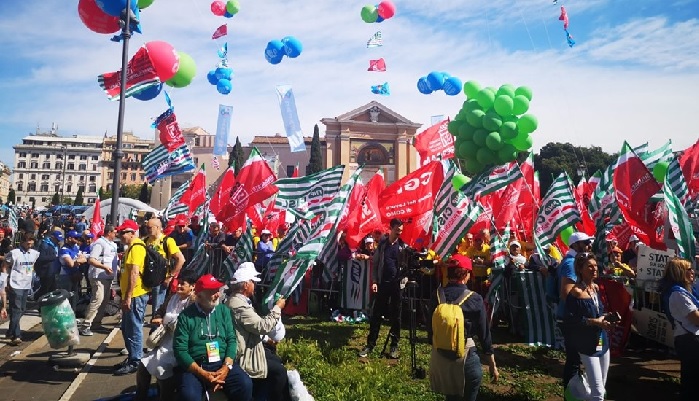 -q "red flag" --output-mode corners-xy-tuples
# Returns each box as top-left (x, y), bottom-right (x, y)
(220, 149), (278, 232)
(493, 177), (523, 230)
(413, 119), (454, 166)
(598, 278), (633, 357)
(574, 178), (596, 235)
(211, 167), (236, 219)
(156, 109), (186, 152)
(680, 138), (699, 193)
(367, 58), (387, 72)
(346, 171), (386, 248)
(291, 164), (299, 178)
(517, 157), (538, 239)
(338, 181), (366, 234)
(180, 168), (207, 215)
(614, 144), (663, 248)
(90, 198), (104, 238)
(261, 200), (285, 234)
(401, 210), (433, 249)
(379, 161), (444, 222)
(211, 23), (227, 39)
(98, 45), (160, 101)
